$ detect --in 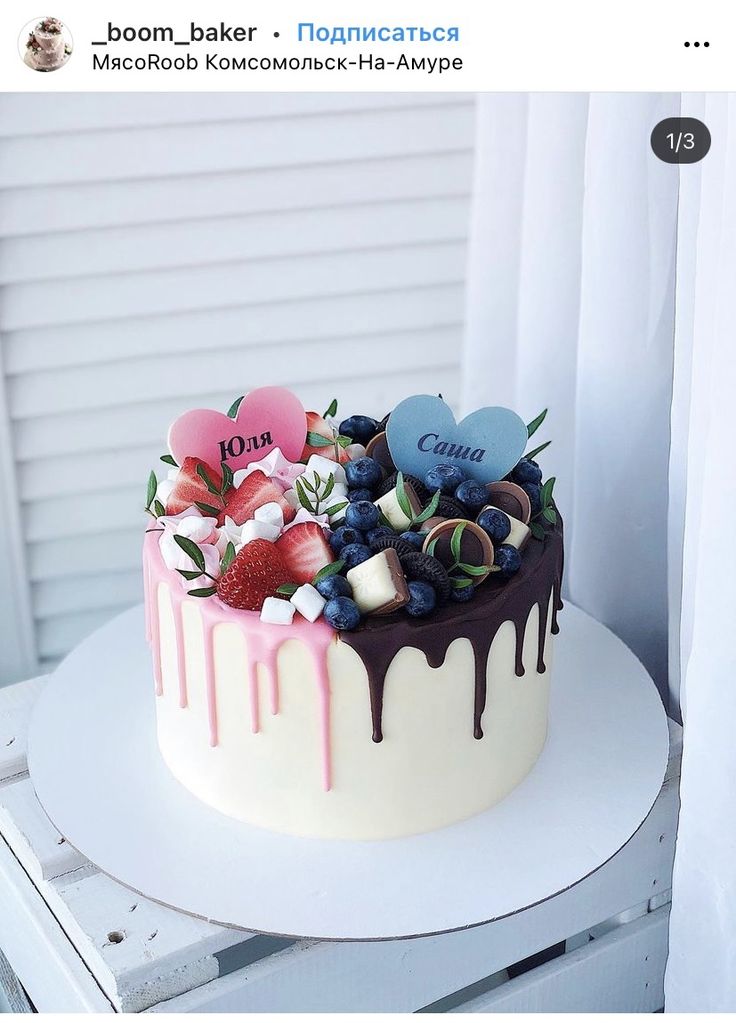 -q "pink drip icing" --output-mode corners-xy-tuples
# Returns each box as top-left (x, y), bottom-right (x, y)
(143, 547), (152, 645)
(144, 532), (336, 789)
